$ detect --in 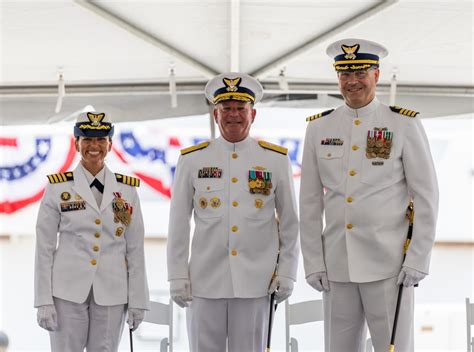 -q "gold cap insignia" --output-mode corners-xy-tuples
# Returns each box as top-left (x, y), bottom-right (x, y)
(223, 77), (242, 92)
(342, 44), (360, 60)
